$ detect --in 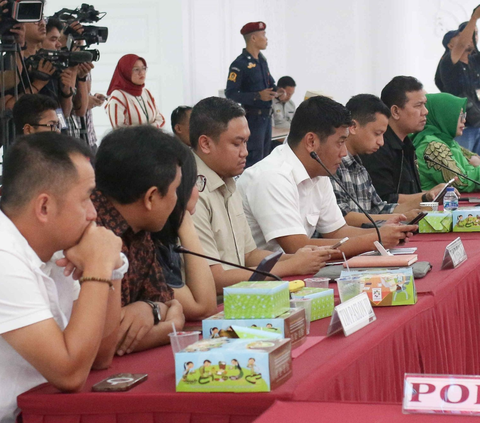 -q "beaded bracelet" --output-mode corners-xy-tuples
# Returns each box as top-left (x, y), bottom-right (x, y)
(79, 276), (114, 290)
